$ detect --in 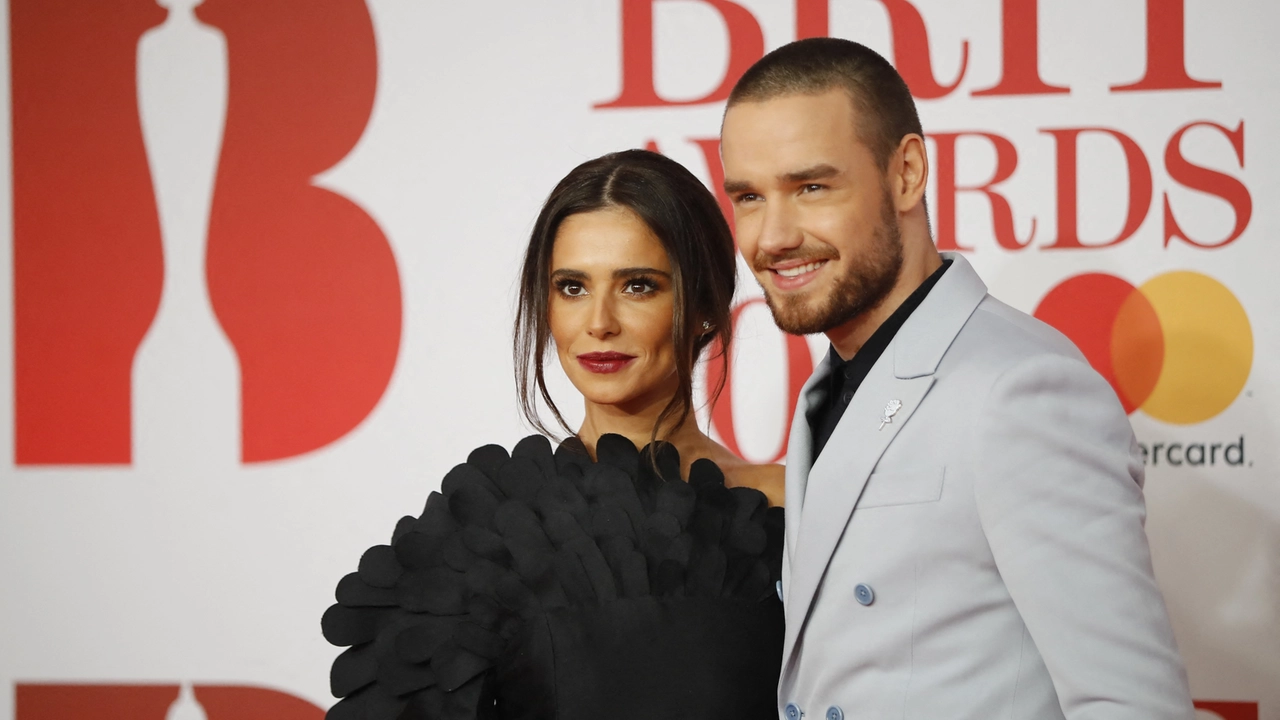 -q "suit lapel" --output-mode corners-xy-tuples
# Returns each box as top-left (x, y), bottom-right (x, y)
(781, 364), (935, 669)
(779, 253), (990, 678)
(783, 354), (831, 567)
